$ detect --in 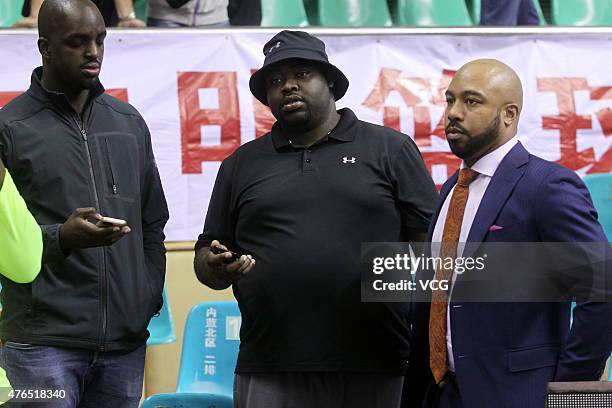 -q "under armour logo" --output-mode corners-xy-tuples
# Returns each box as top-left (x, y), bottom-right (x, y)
(342, 156), (357, 164)
(265, 41), (282, 55)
